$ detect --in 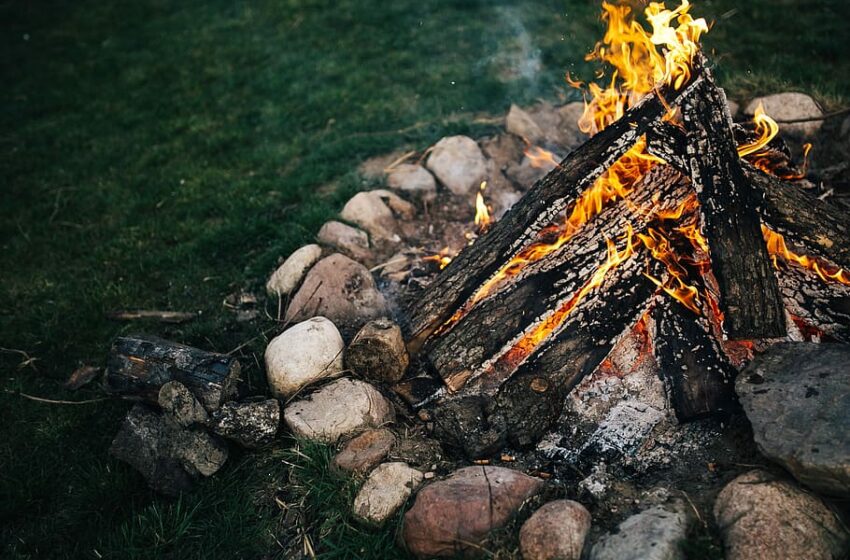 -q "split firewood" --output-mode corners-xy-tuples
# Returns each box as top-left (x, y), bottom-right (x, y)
(104, 335), (241, 412)
(345, 318), (410, 383)
(158, 381), (209, 427)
